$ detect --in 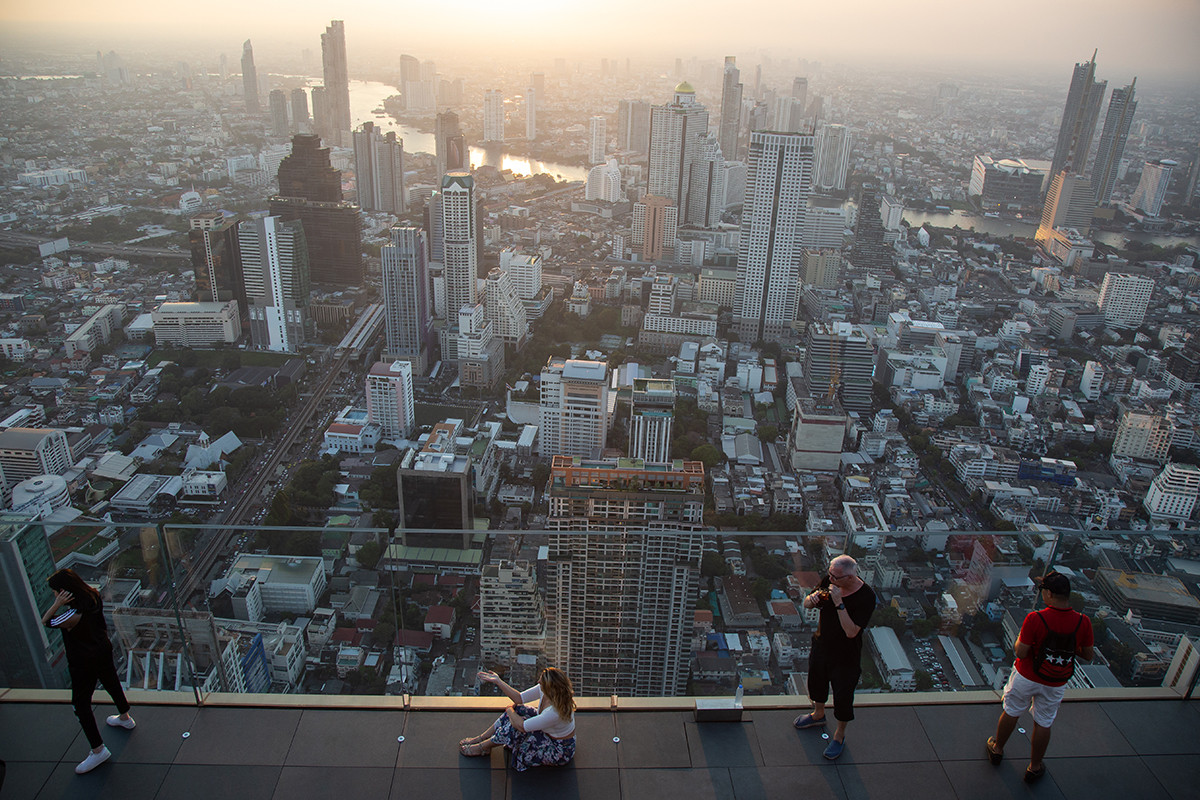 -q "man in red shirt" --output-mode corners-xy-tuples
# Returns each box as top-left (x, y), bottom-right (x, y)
(986, 570), (1095, 783)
